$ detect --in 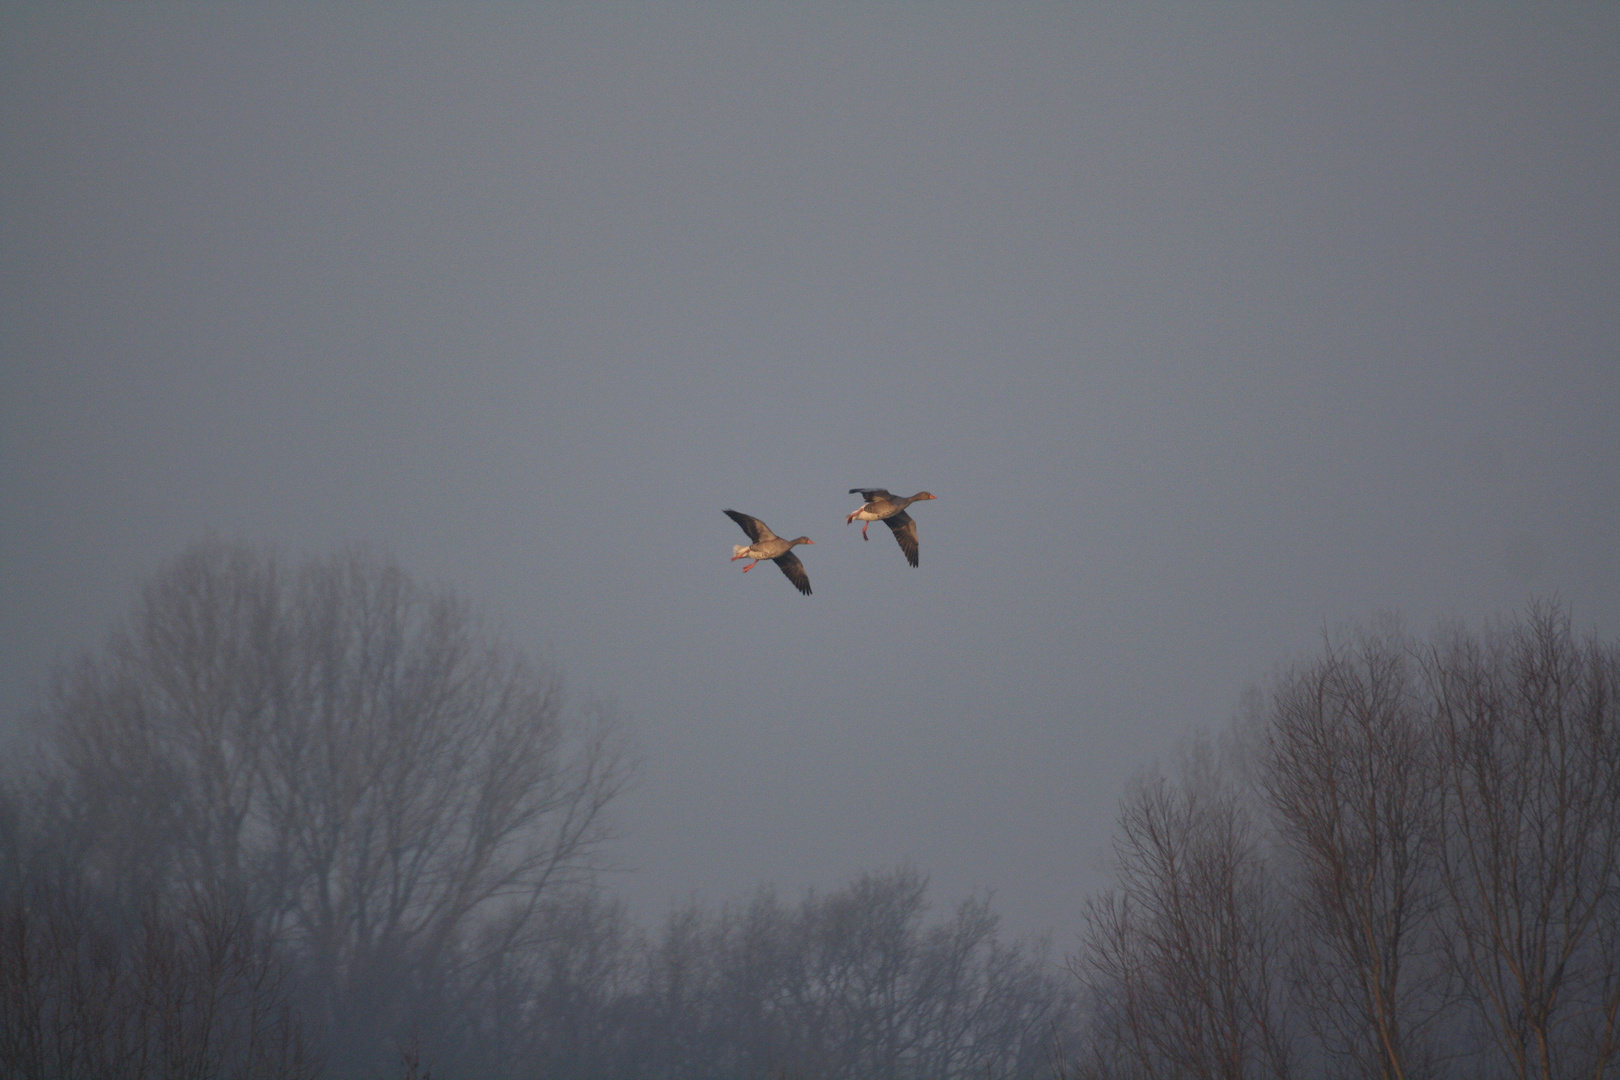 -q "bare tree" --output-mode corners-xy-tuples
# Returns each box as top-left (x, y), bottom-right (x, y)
(1073, 740), (1292, 1080)
(1424, 604), (1620, 1080)
(1261, 623), (1444, 1080)
(1067, 603), (1620, 1080)
(34, 539), (631, 1074)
